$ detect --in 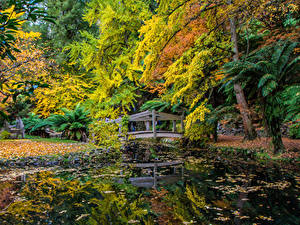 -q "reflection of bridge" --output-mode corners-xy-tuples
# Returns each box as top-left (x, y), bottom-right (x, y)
(122, 160), (184, 188)
(127, 110), (184, 139)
